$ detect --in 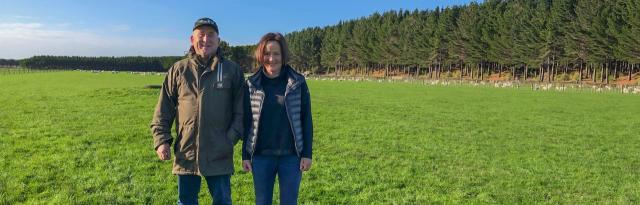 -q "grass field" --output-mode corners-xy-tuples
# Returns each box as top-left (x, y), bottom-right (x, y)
(1, 71), (639, 204)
